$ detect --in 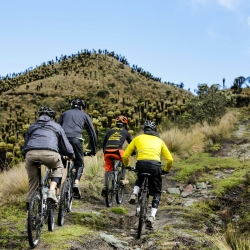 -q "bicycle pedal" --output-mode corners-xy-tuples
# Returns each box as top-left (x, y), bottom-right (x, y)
(145, 226), (154, 231)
